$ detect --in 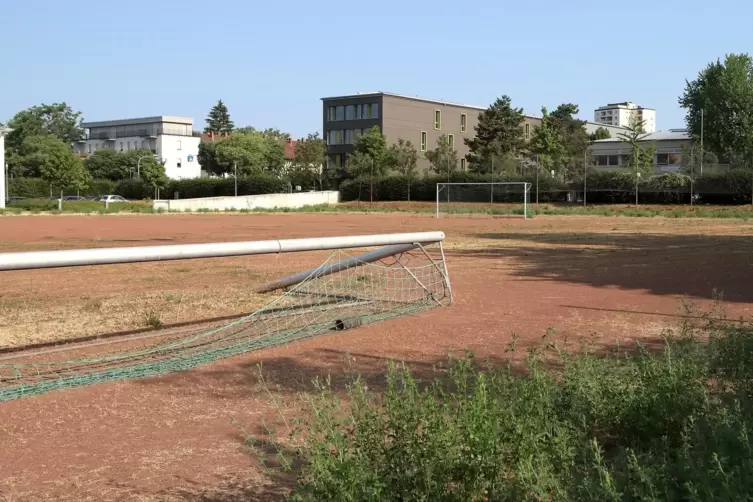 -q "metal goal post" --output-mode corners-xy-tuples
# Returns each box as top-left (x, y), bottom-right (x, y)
(435, 182), (532, 219)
